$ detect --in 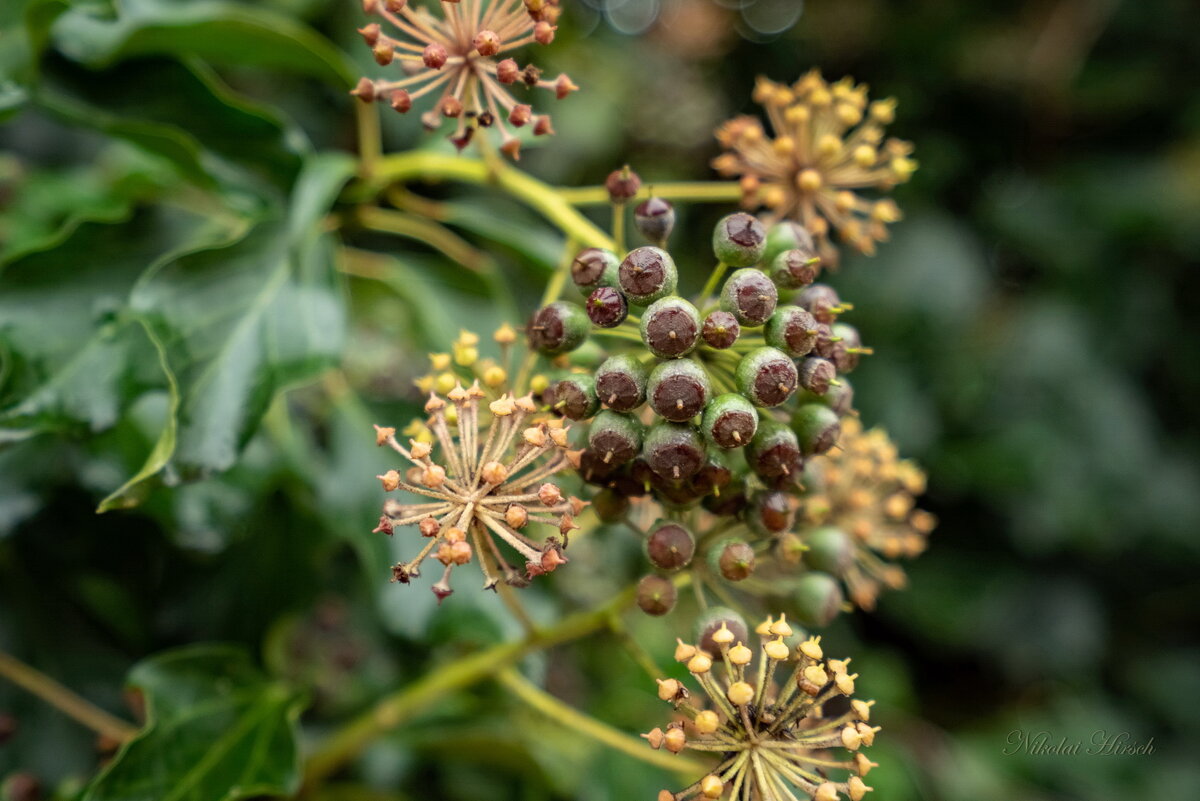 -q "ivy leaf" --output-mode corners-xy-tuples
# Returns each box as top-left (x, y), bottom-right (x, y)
(100, 152), (354, 509)
(0, 0), (69, 118)
(82, 645), (305, 801)
(51, 0), (356, 88)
